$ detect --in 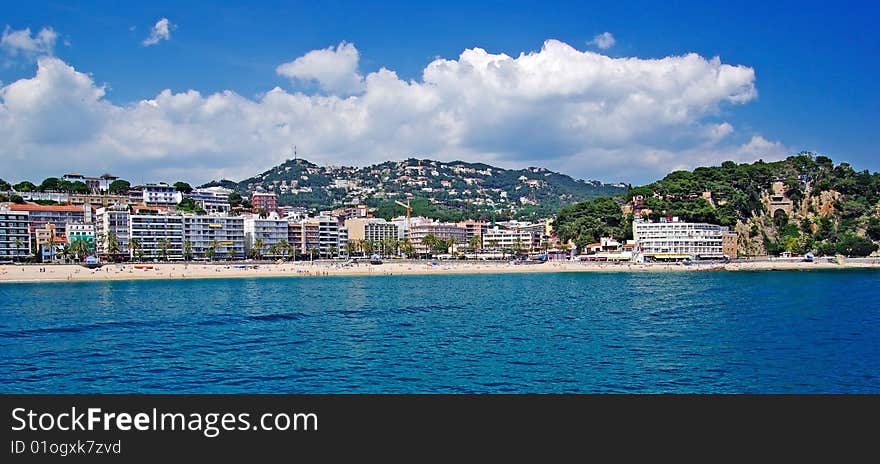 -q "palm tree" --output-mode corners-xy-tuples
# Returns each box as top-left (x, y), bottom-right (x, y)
(431, 238), (450, 257)
(328, 246), (338, 258)
(252, 238), (265, 260)
(382, 237), (399, 257)
(227, 248), (236, 260)
(129, 238), (142, 261)
(267, 244), (280, 258)
(361, 240), (375, 256)
(69, 239), (90, 261)
(206, 240), (219, 261)
(344, 240), (357, 258)
(277, 240), (291, 260)
(183, 240), (194, 261)
(157, 238), (172, 261)
(58, 244), (71, 263)
(513, 237), (525, 257)
(399, 239), (416, 259)
(468, 235), (482, 257)
(13, 237), (25, 256)
(107, 232), (120, 256)
(422, 233), (439, 258)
